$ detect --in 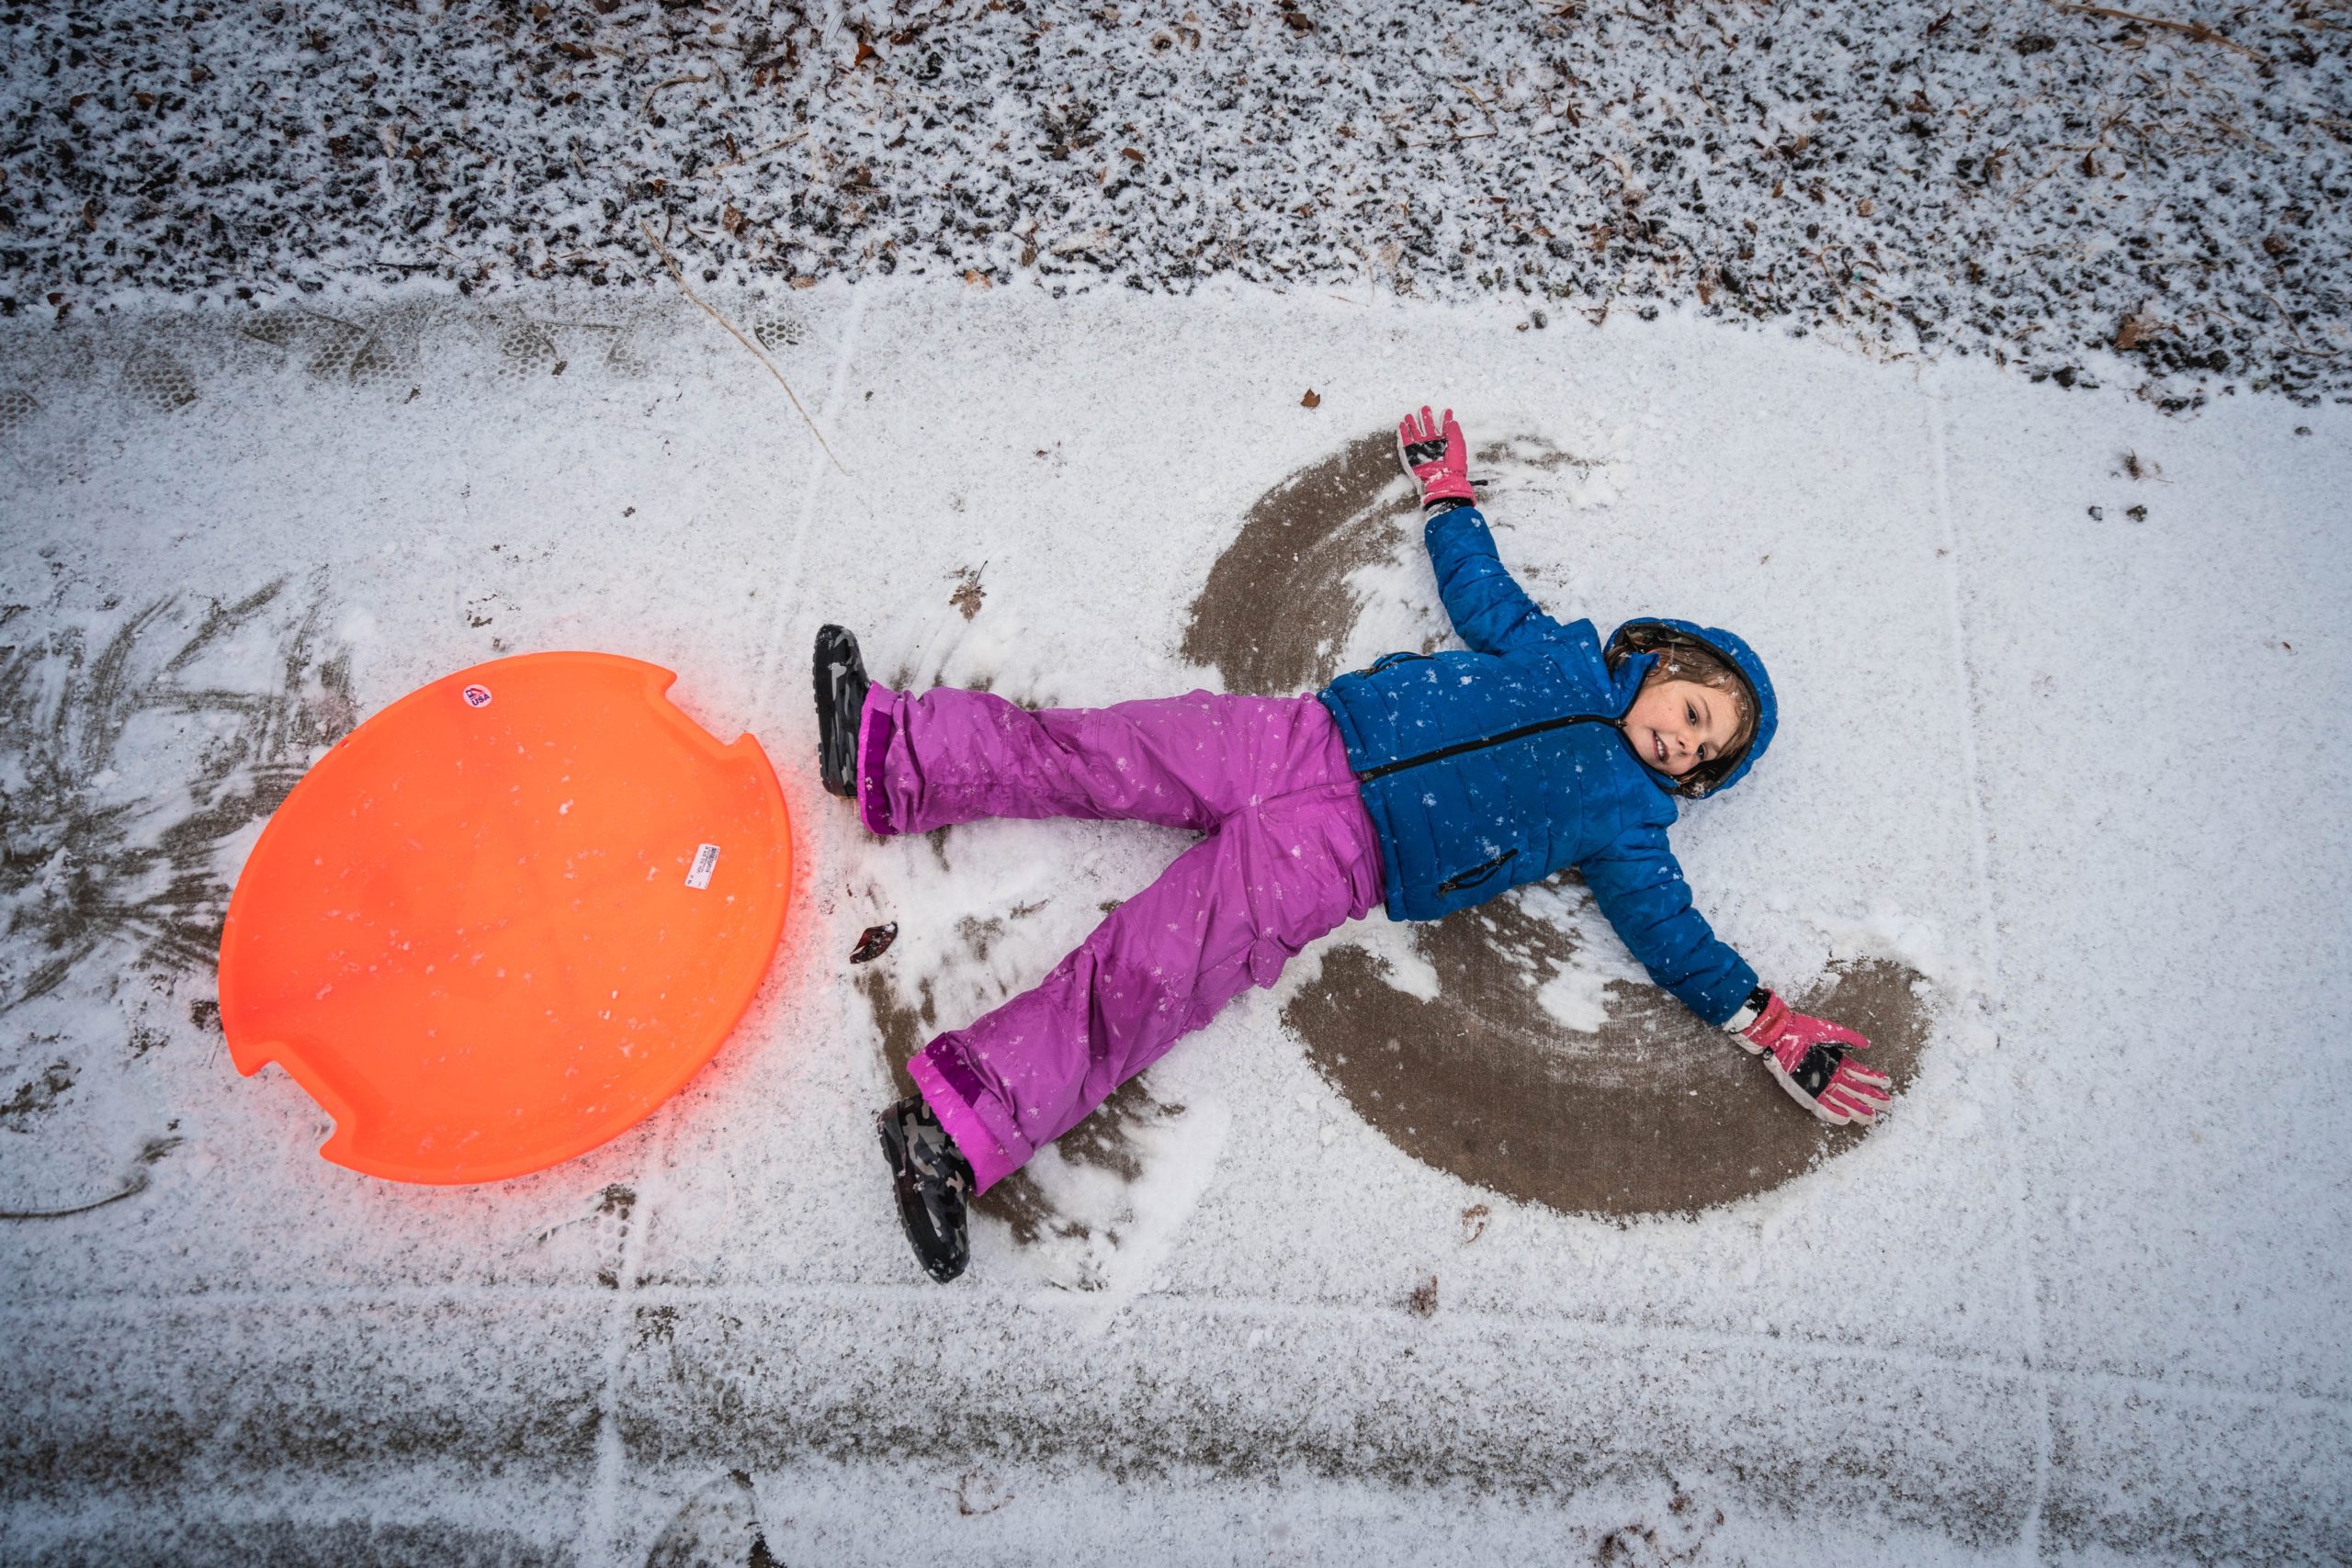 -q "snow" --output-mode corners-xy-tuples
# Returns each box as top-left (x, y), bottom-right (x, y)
(5, 0), (2351, 411)
(0, 280), (2347, 1565)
